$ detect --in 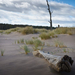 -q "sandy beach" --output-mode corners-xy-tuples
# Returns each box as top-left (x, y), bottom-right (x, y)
(0, 32), (75, 75)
